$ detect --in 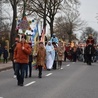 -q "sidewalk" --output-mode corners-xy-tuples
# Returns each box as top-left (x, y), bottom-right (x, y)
(0, 61), (12, 72)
